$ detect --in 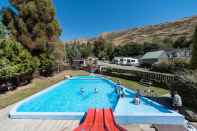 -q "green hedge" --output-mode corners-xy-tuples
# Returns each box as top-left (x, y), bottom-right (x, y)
(0, 39), (36, 88)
